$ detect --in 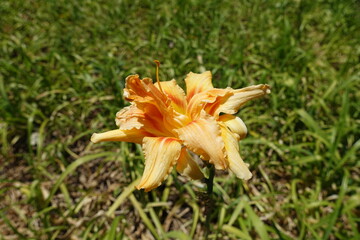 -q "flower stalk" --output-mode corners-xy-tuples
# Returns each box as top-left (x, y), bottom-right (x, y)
(205, 163), (215, 237)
